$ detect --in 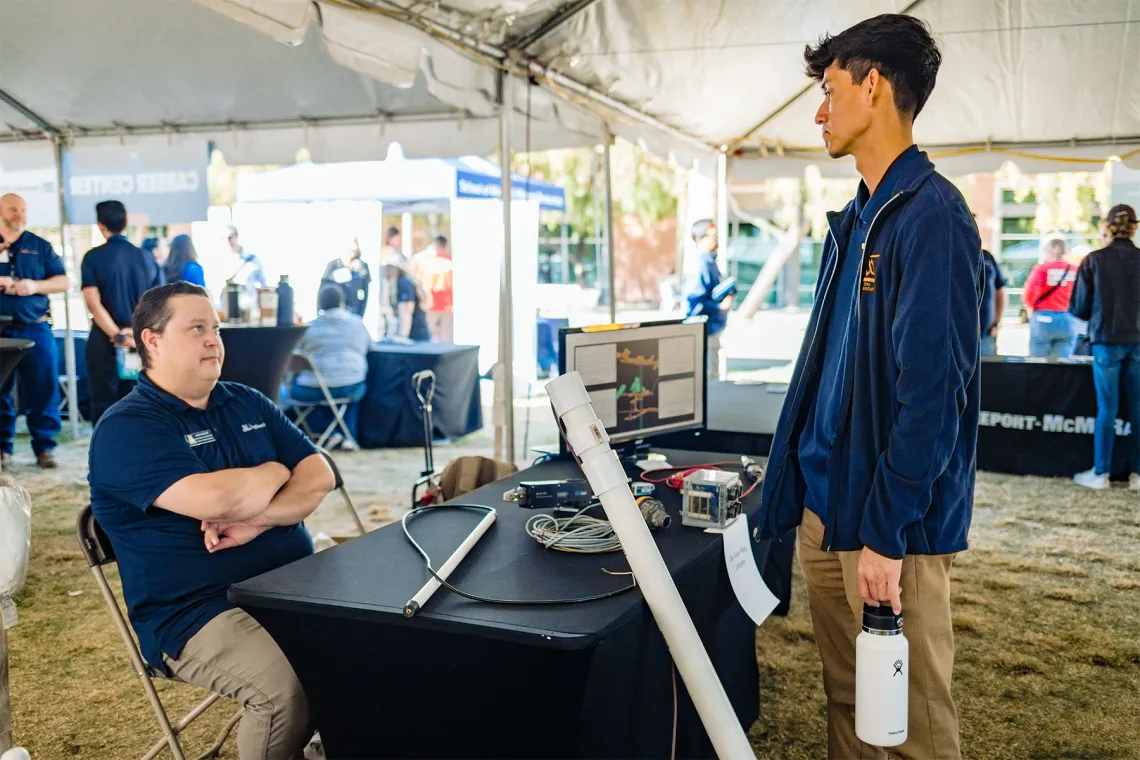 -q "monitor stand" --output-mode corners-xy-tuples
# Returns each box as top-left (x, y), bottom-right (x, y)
(613, 438), (653, 468)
